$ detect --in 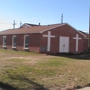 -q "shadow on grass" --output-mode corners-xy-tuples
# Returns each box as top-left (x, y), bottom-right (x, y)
(0, 82), (18, 90)
(48, 53), (90, 60)
(21, 78), (49, 90)
(9, 76), (49, 90)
